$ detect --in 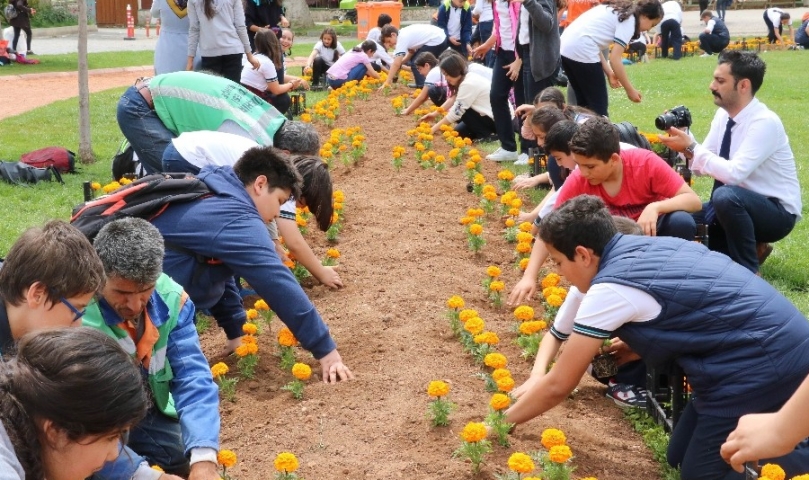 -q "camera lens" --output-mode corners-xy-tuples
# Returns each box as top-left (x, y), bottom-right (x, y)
(655, 113), (675, 131)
